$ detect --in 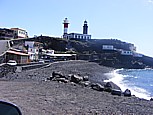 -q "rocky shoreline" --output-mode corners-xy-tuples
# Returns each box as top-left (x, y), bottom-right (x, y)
(0, 60), (153, 114)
